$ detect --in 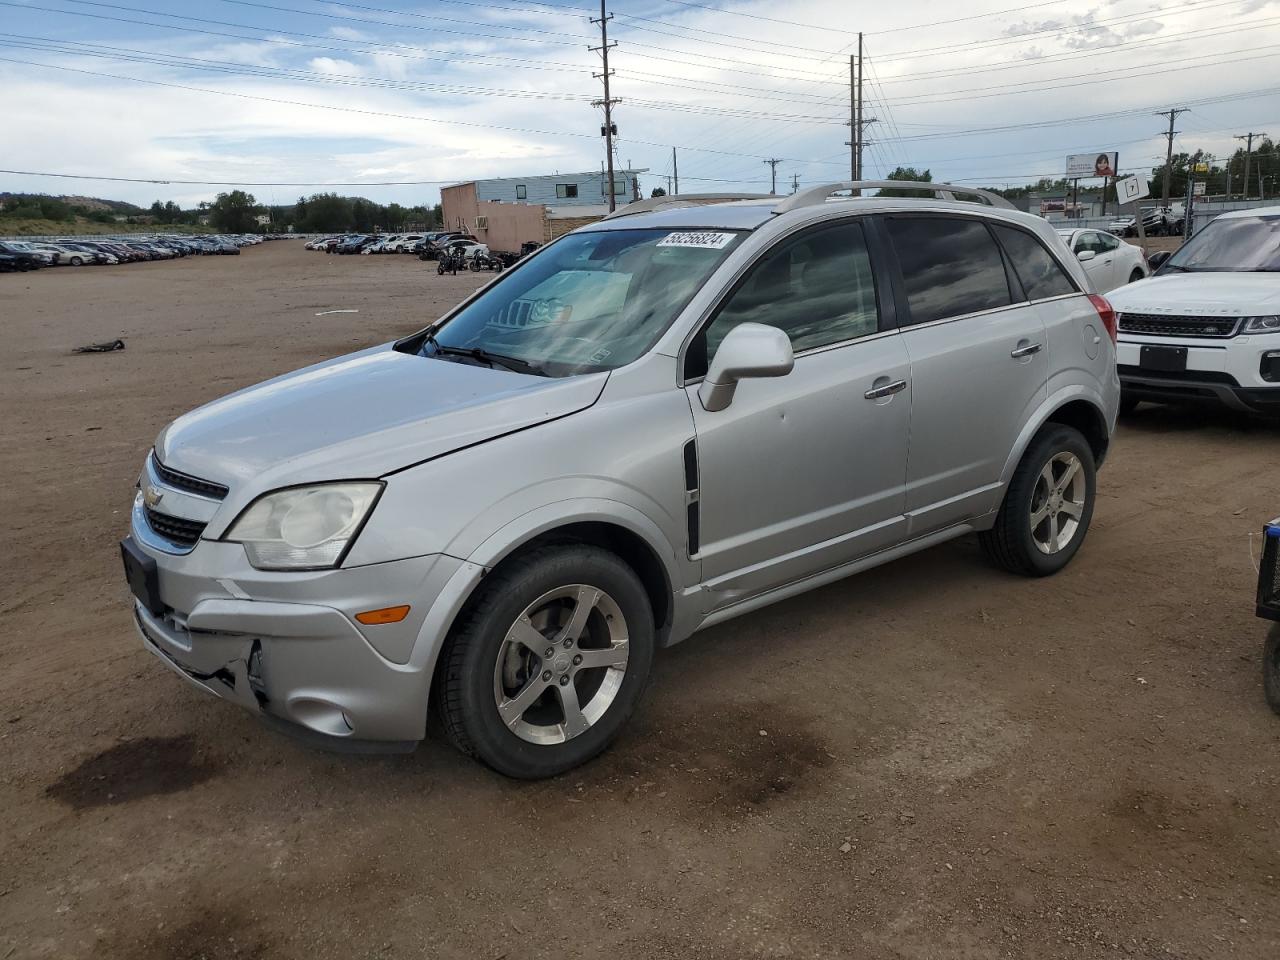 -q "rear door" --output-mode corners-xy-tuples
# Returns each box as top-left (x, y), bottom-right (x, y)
(880, 214), (1049, 534)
